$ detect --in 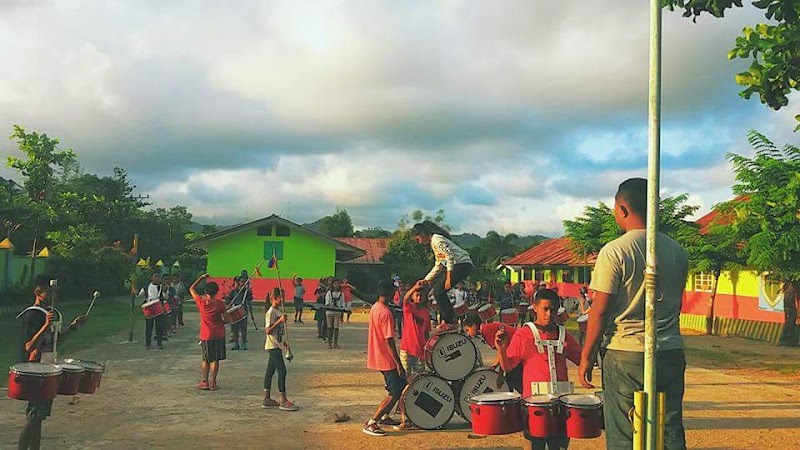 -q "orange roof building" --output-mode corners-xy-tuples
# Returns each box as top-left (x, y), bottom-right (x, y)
(336, 238), (390, 265)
